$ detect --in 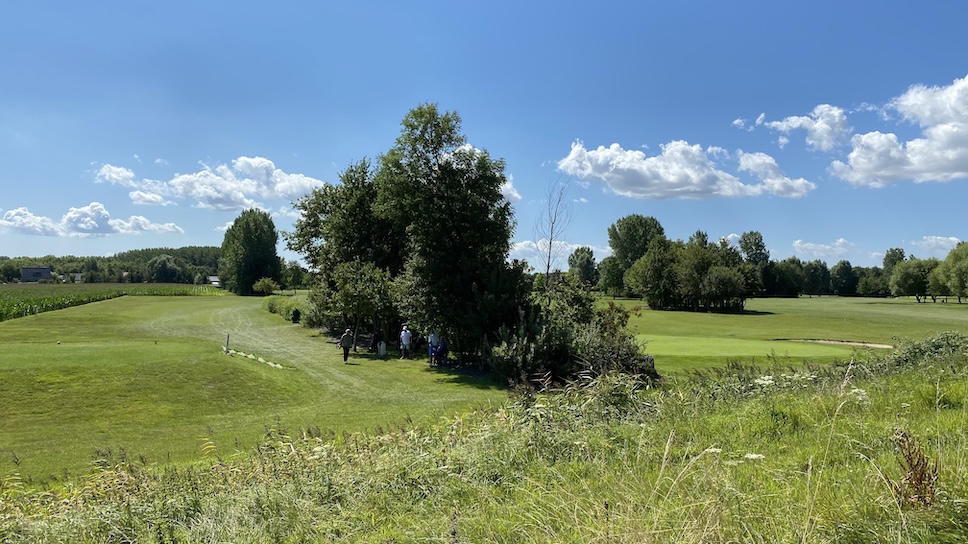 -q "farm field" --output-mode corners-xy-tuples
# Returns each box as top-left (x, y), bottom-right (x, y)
(0, 294), (505, 482)
(614, 296), (968, 372)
